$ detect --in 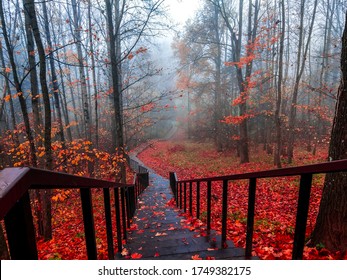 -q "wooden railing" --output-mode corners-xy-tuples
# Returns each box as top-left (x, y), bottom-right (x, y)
(0, 164), (149, 260)
(170, 159), (347, 260)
